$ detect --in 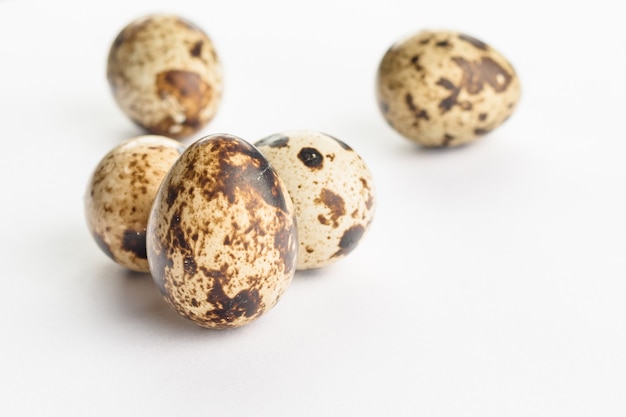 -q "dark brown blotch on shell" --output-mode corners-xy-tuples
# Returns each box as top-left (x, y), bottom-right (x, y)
(183, 255), (197, 275)
(360, 178), (375, 210)
(166, 183), (183, 208)
(201, 267), (263, 326)
(122, 229), (148, 259)
(315, 189), (346, 228)
(437, 57), (512, 114)
(190, 40), (203, 57)
(152, 69), (212, 136)
(474, 127), (493, 135)
(458, 33), (489, 50)
(256, 134), (290, 148)
(217, 139), (287, 210)
(405, 93), (430, 122)
(297, 147), (324, 169)
(410, 55), (423, 71)
(452, 56), (512, 94)
(332, 225), (366, 258)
